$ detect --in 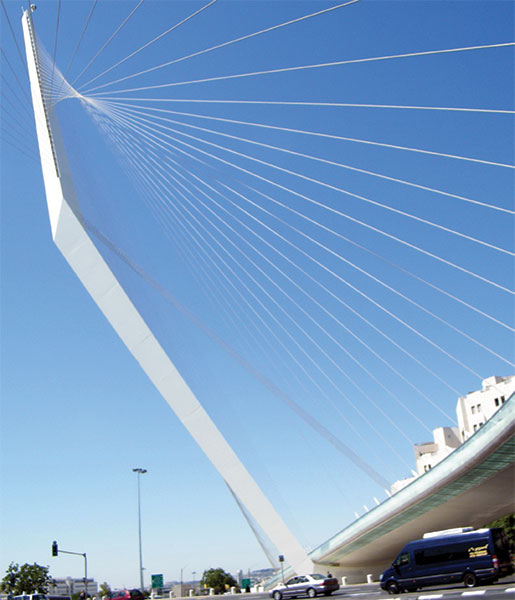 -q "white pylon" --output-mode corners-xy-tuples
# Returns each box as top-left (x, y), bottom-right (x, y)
(21, 8), (314, 577)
